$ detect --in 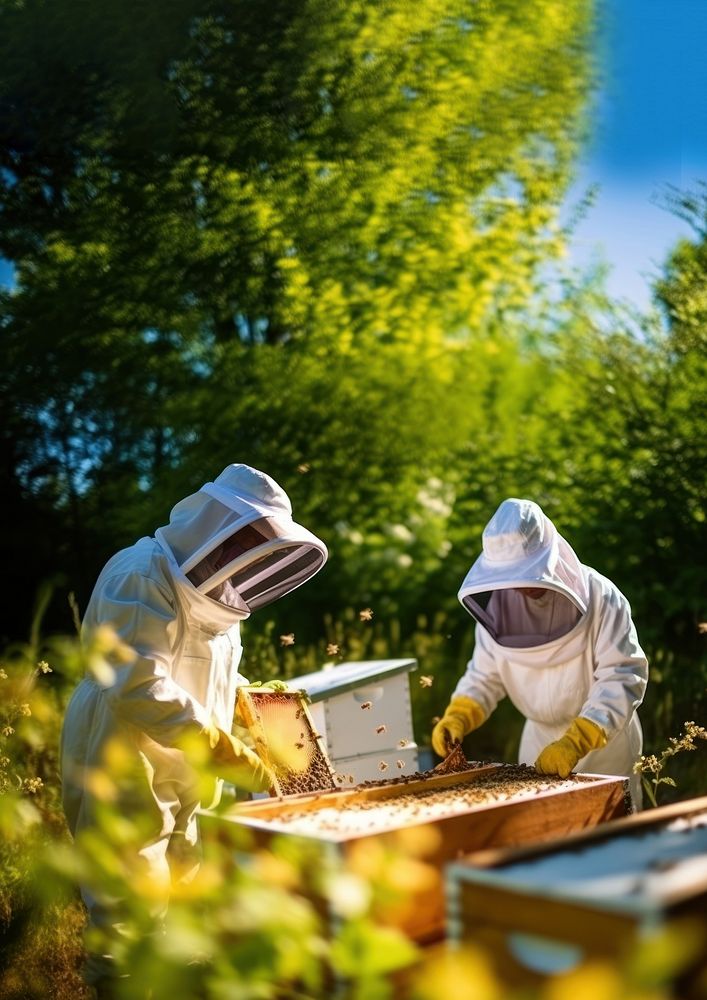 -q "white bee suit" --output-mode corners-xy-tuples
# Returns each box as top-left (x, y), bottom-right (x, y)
(60, 464), (327, 982)
(455, 499), (648, 805)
